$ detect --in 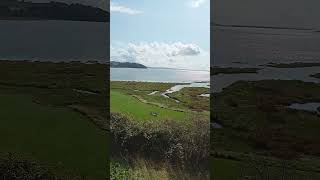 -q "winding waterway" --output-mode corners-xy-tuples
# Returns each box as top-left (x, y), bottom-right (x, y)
(159, 82), (210, 102)
(212, 66), (320, 93)
(288, 103), (320, 113)
(111, 67), (210, 102)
